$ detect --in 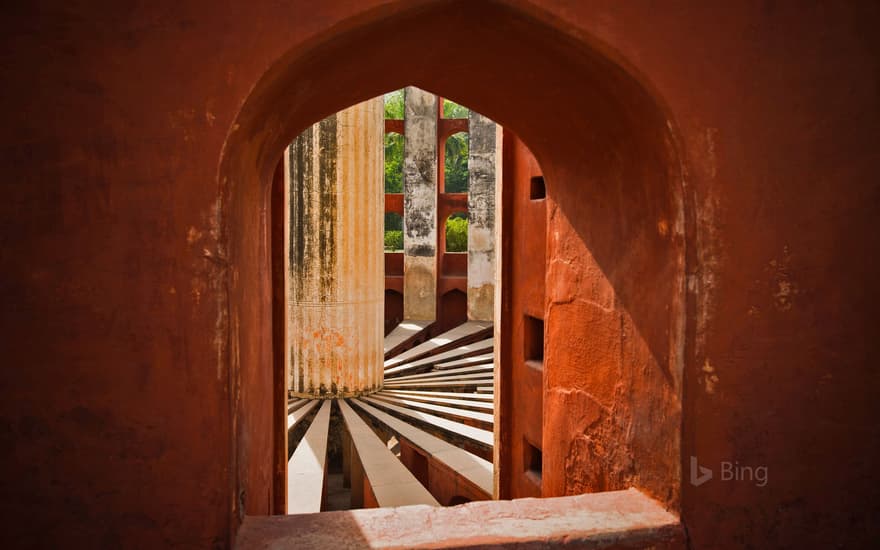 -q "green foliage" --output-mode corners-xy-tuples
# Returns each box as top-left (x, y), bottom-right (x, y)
(384, 230), (403, 251)
(384, 132), (404, 192)
(384, 90), (404, 119)
(444, 132), (469, 193)
(384, 92), (470, 193)
(385, 90), (405, 192)
(445, 215), (468, 252)
(384, 212), (403, 231)
(443, 99), (469, 119)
